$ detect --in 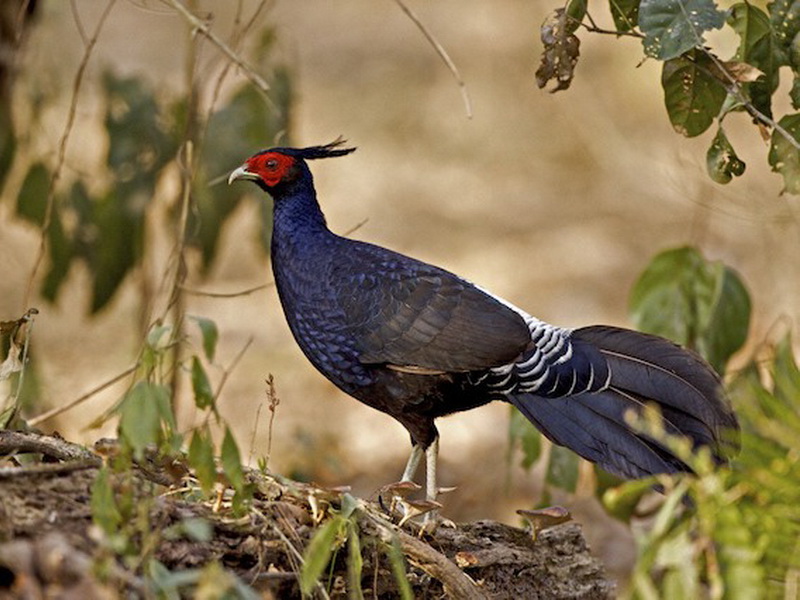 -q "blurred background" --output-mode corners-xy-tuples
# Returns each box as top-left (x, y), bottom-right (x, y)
(1, 0), (798, 582)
